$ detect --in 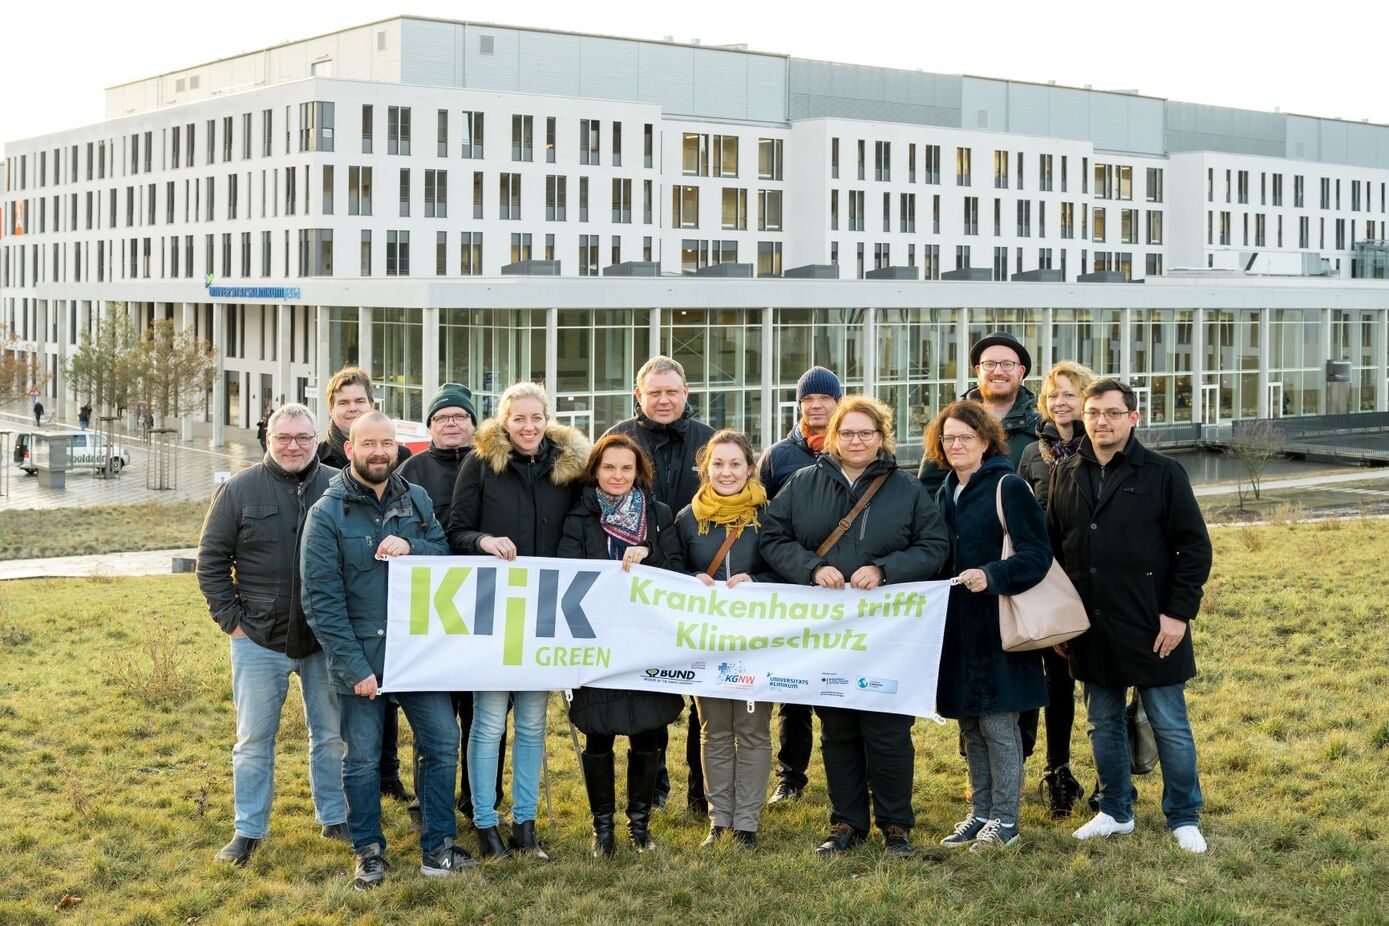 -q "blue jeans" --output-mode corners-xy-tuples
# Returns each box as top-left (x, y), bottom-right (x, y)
(229, 636), (345, 838)
(1083, 682), (1203, 830)
(469, 691), (549, 829)
(340, 689), (459, 855)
